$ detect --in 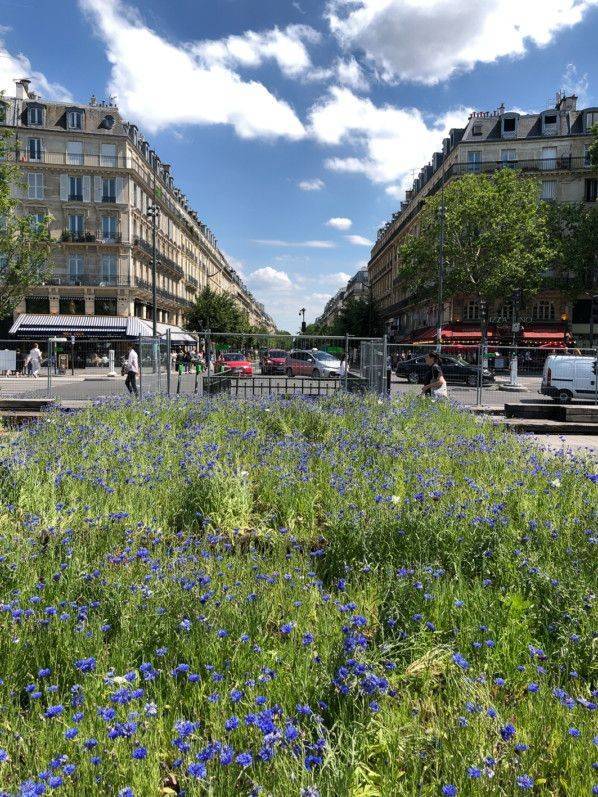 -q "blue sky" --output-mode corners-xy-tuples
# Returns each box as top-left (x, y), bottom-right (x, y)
(1, 0), (597, 331)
